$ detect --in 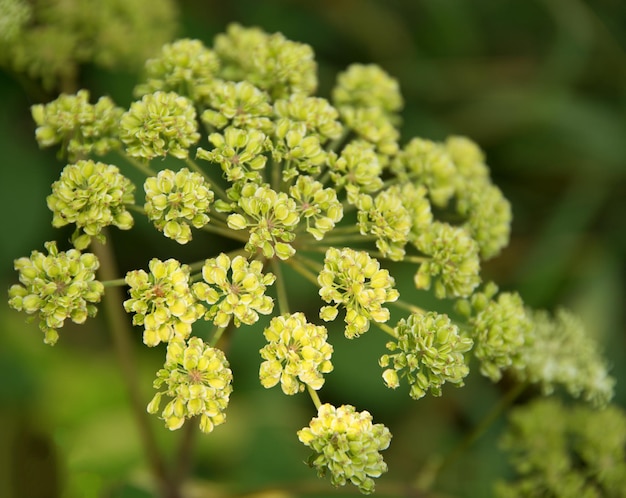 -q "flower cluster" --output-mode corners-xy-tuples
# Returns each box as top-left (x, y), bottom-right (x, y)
(192, 253), (275, 327)
(8, 241), (104, 345)
(148, 337), (233, 433)
(259, 312), (333, 394)
(318, 248), (399, 338)
(120, 91), (200, 160)
(497, 398), (626, 497)
(47, 160), (135, 249)
(123, 258), (204, 346)
(380, 312), (473, 399)
(289, 175), (343, 240)
(143, 168), (214, 244)
(298, 404), (391, 494)
(31, 90), (124, 160)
